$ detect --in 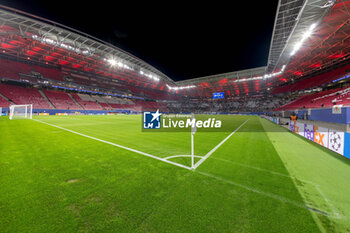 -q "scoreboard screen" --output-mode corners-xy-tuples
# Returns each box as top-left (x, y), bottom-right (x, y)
(213, 92), (225, 99)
